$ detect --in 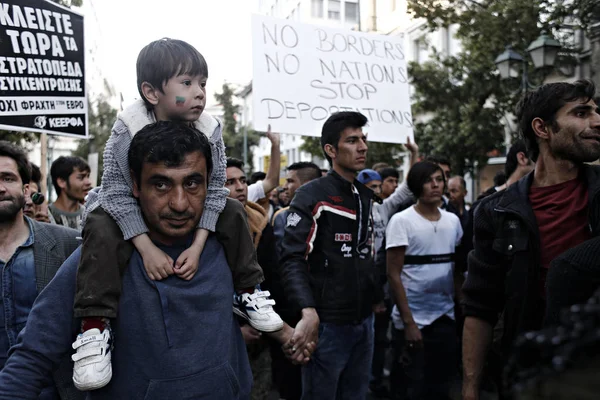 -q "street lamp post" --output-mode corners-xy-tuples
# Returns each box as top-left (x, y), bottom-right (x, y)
(494, 33), (561, 90)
